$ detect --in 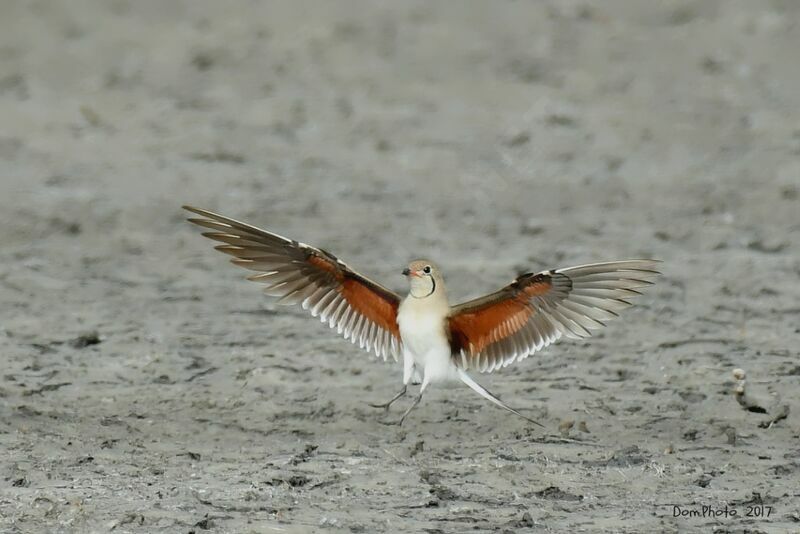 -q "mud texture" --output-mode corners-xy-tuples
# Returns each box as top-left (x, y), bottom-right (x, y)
(1, 1), (799, 533)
